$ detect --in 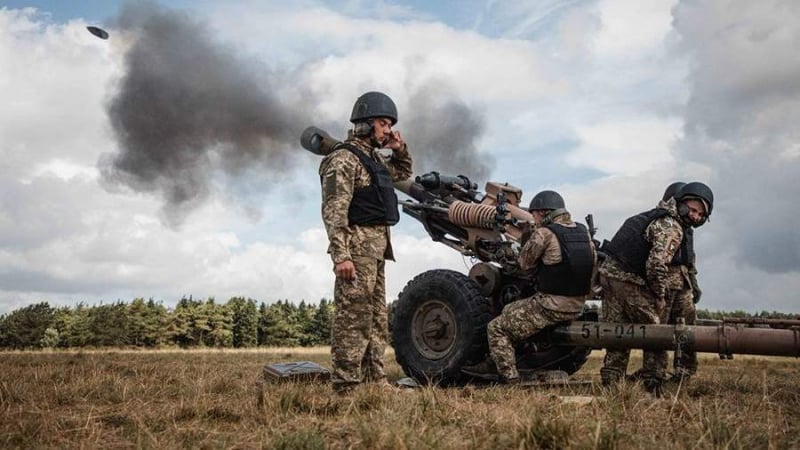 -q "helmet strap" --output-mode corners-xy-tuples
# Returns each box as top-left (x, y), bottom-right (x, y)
(542, 208), (567, 225)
